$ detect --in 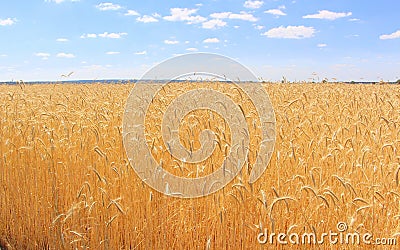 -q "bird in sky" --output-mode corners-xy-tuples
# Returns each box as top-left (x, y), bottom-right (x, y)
(61, 72), (74, 78)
